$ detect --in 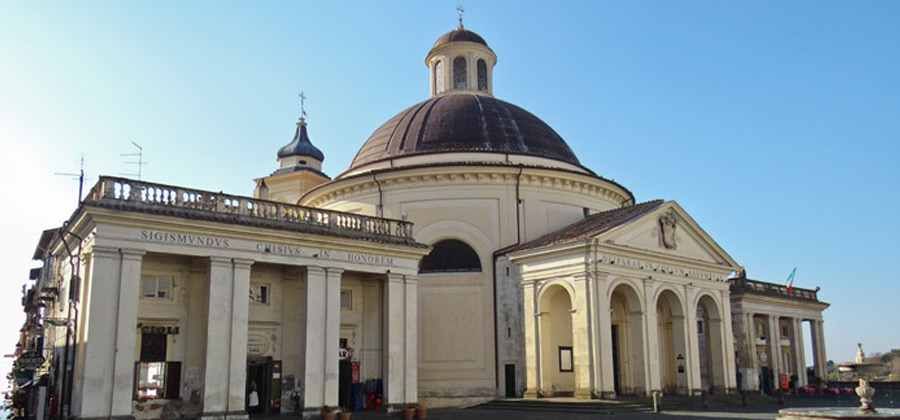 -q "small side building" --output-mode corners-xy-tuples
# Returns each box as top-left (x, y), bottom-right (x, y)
(729, 273), (830, 393)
